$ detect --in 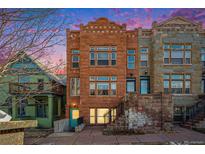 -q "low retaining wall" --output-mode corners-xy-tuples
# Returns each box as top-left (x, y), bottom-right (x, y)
(54, 119), (69, 133)
(0, 120), (37, 145)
